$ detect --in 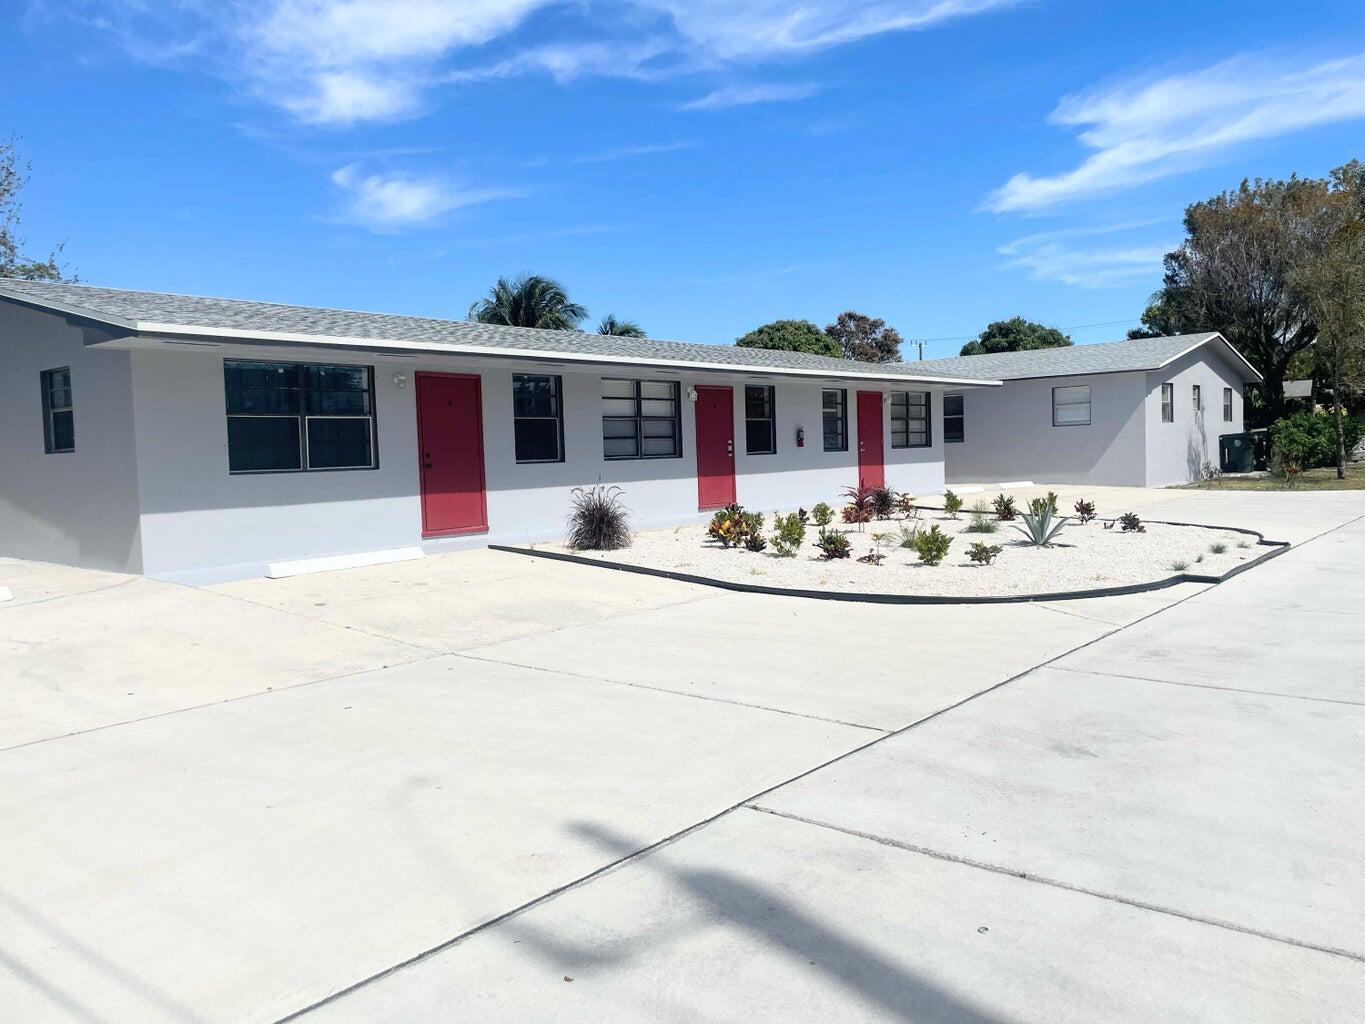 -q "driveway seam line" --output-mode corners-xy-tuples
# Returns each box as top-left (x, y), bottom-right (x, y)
(1048, 665), (1365, 706)
(745, 804), (1365, 964)
(203, 588), (446, 655)
(450, 651), (891, 733)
